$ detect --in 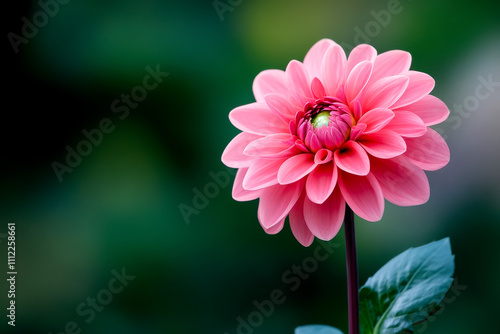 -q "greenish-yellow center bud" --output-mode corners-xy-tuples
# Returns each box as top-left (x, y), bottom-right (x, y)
(311, 111), (331, 129)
